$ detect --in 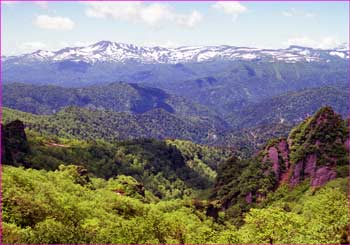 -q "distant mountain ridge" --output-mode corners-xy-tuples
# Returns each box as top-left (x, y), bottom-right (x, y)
(3, 82), (229, 137)
(4, 82), (348, 148)
(3, 41), (349, 64)
(3, 41), (348, 88)
(2, 106), (223, 144)
(226, 86), (349, 129)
